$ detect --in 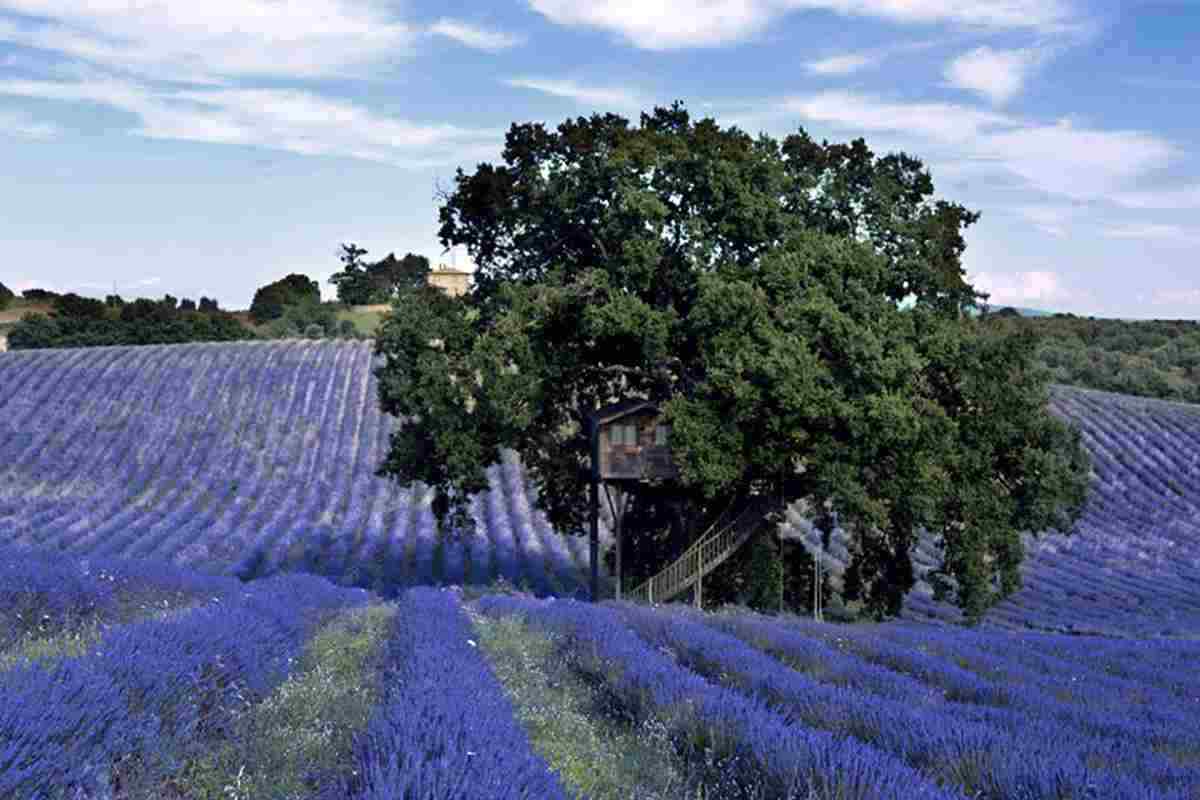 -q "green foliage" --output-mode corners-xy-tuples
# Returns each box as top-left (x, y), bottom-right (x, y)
(8, 293), (256, 349)
(328, 243), (431, 305)
(978, 311), (1200, 404)
(21, 288), (58, 302)
(52, 293), (109, 320)
(375, 101), (1092, 623)
(0, 281), (13, 311)
(249, 273), (320, 323)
